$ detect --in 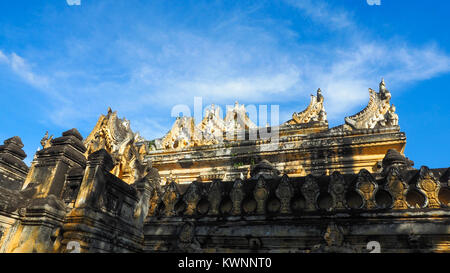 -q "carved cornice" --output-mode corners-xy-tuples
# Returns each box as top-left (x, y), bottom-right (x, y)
(145, 160), (450, 220)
